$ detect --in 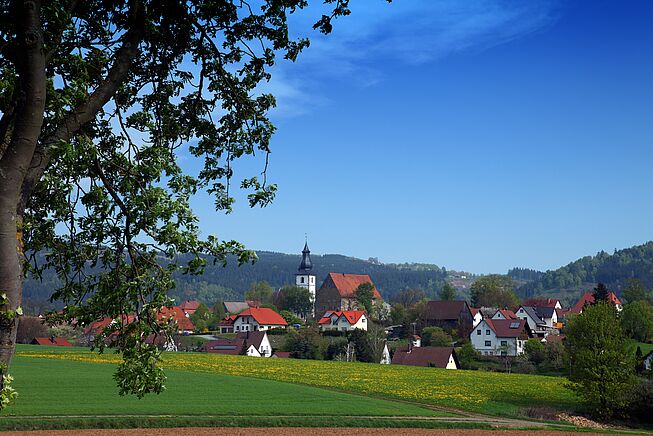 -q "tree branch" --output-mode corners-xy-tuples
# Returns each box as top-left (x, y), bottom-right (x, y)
(18, 0), (146, 211)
